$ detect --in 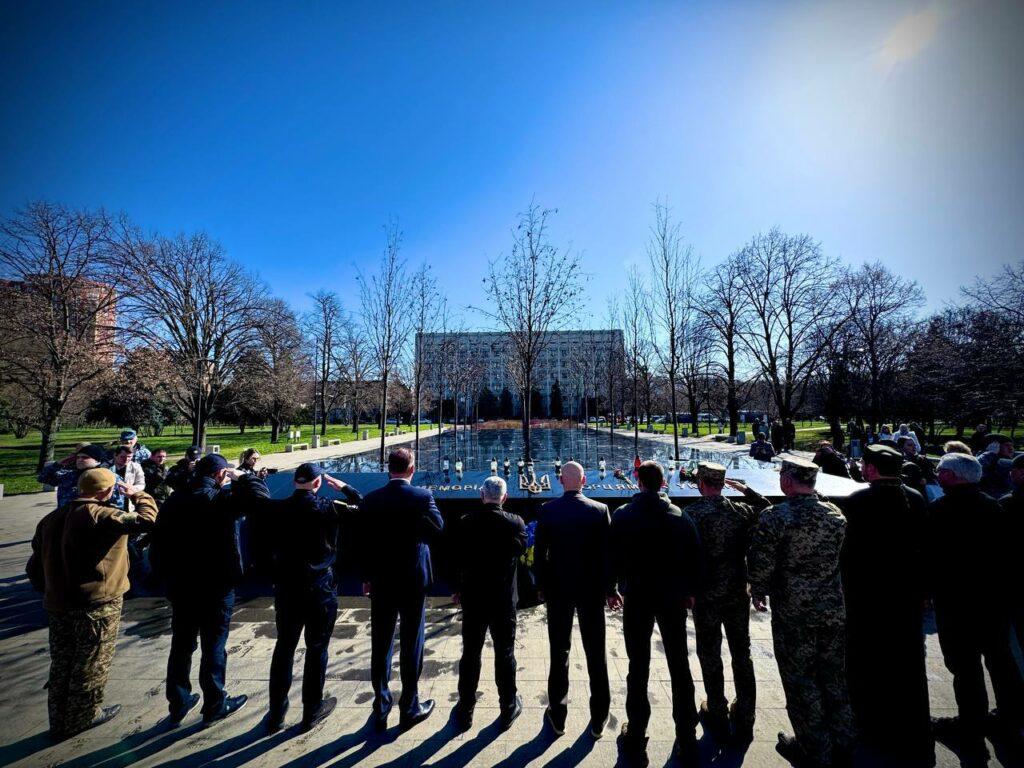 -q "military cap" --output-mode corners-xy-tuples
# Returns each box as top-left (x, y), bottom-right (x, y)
(697, 461), (726, 484)
(780, 456), (819, 484)
(75, 443), (107, 463)
(120, 428), (138, 441)
(862, 444), (904, 475)
(196, 453), (229, 475)
(185, 445), (202, 461)
(78, 467), (117, 495)
(294, 462), (324, 483)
